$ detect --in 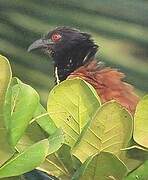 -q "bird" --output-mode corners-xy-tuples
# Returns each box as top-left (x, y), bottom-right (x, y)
(28, 26), (139, 114)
